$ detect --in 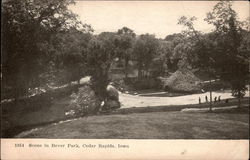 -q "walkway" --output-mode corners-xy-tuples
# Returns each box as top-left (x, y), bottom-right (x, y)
(119, 90), (249, 108)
